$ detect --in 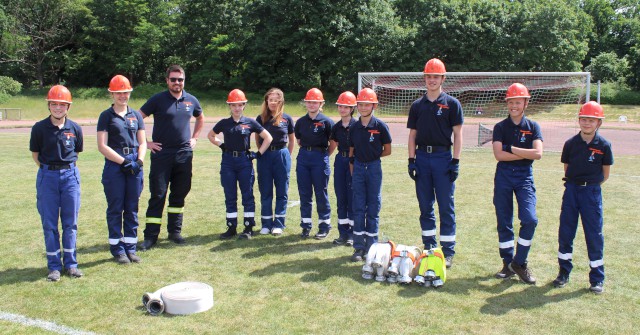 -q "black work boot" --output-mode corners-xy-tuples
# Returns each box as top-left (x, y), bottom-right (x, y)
(495, 262), (515, 279)
(553, 269), (570, 288)
(238, 218), (255, 240)
(139, 238), (157, 251)
(220, 219), (238, 239)
(168, 232), (186, 244)
(351, 249), (365, 262)
(300, 228), (311, 238)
